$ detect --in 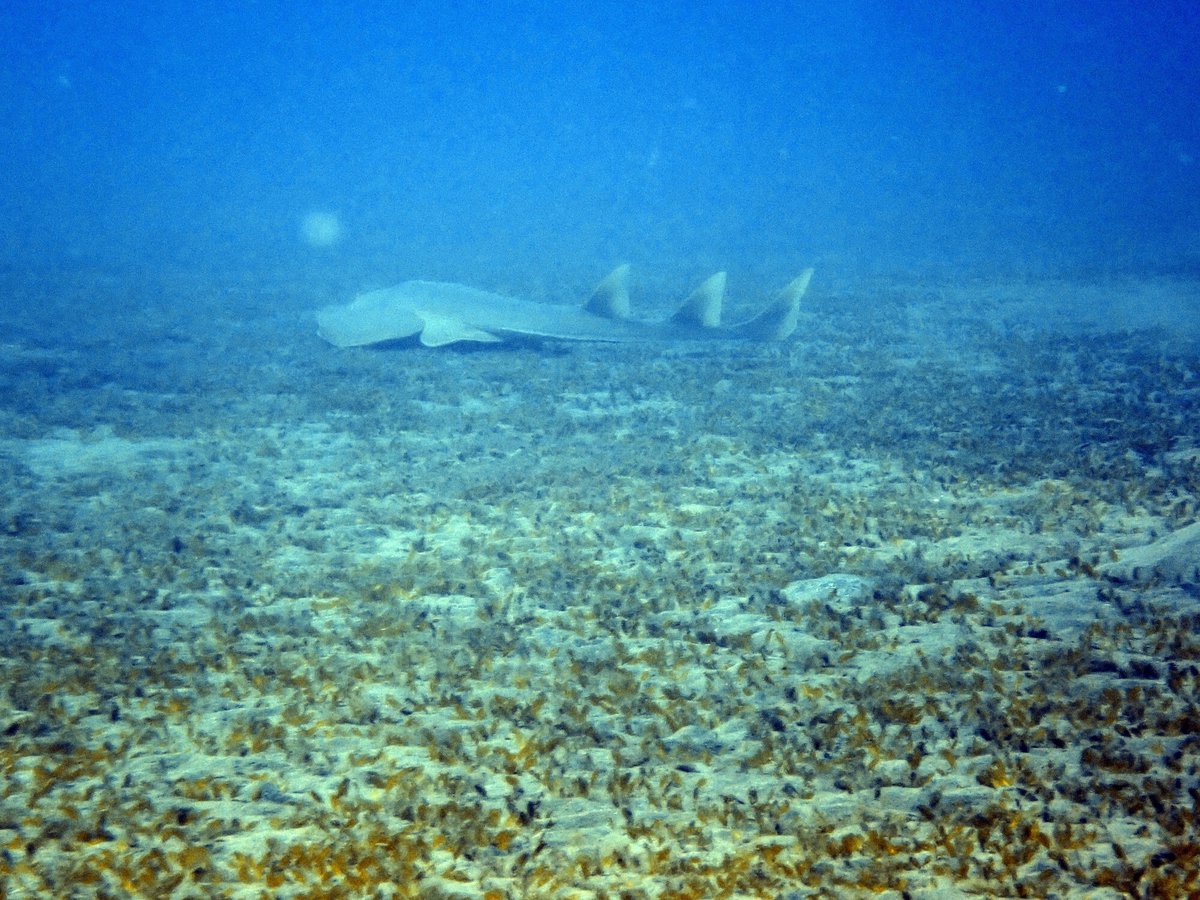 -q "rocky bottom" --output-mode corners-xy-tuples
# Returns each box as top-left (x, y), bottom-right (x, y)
(1, 269), (1198, 898)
